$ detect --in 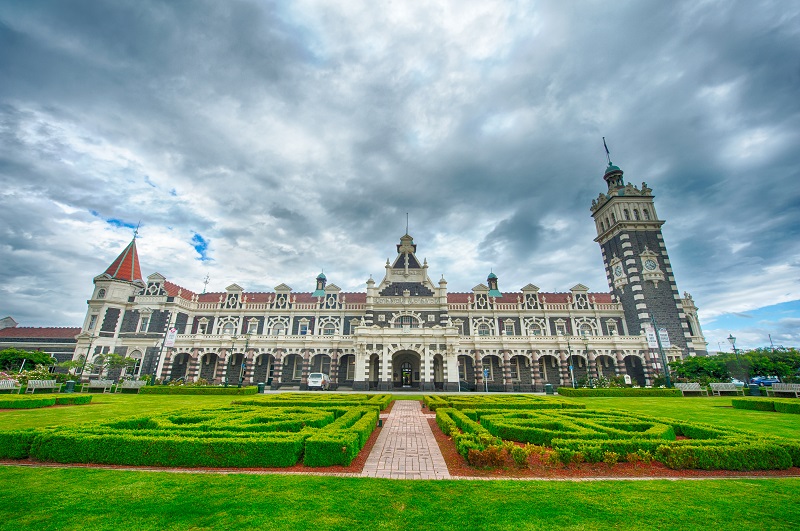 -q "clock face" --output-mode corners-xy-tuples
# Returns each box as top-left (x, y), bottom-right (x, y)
(644, 259), (658, 271)
(614, 265), (623, 277)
